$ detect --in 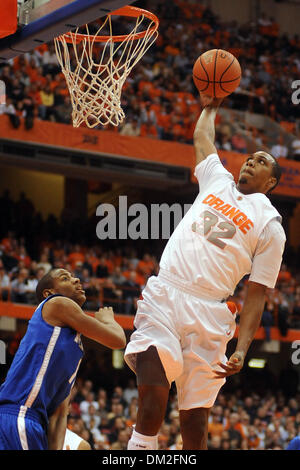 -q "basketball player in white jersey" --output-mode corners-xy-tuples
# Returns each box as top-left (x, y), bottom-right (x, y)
(125, 95), (286, 450)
